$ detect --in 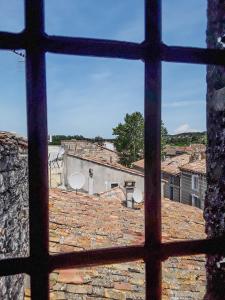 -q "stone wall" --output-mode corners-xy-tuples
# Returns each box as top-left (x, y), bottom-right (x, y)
(65, 154), (144, 195)
(61, 140), (119, 164)
(0, 132), (29, 299)
(205, 1), (225, 298)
